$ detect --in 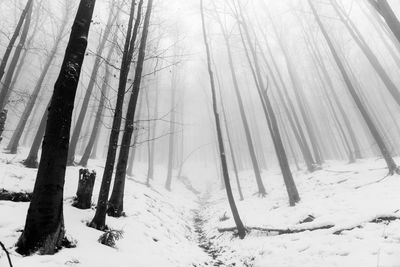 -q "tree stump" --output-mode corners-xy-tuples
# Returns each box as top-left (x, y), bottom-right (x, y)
(0, 109), (8, 143)
(73, 169), (96, 209)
